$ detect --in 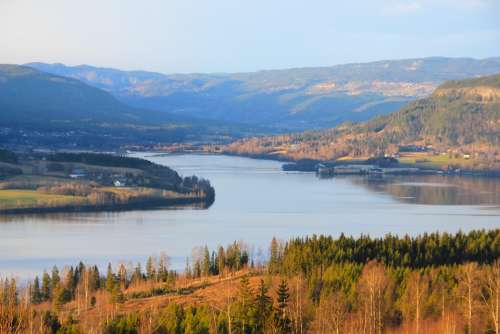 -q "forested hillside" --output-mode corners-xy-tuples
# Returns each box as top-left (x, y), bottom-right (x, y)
(0, 230), (498, 333)
(222, 74), (500, 170)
